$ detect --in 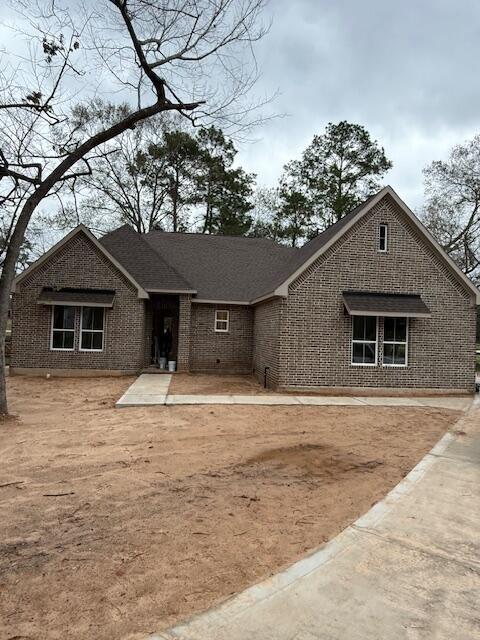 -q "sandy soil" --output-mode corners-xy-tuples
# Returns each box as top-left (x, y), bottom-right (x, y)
(168, 373), (472, 397)
(169, 373), (278, 395)
(0, 376), (461, 640)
